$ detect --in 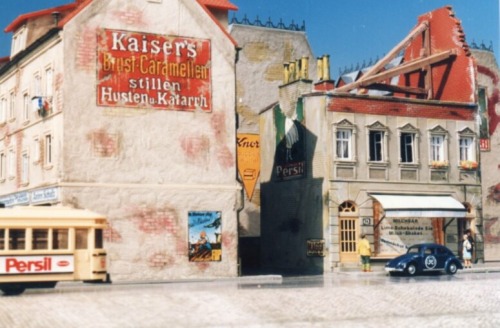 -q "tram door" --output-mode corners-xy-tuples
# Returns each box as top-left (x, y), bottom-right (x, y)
(74, 228), (90, 280)
(339, 217), (359, 262)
